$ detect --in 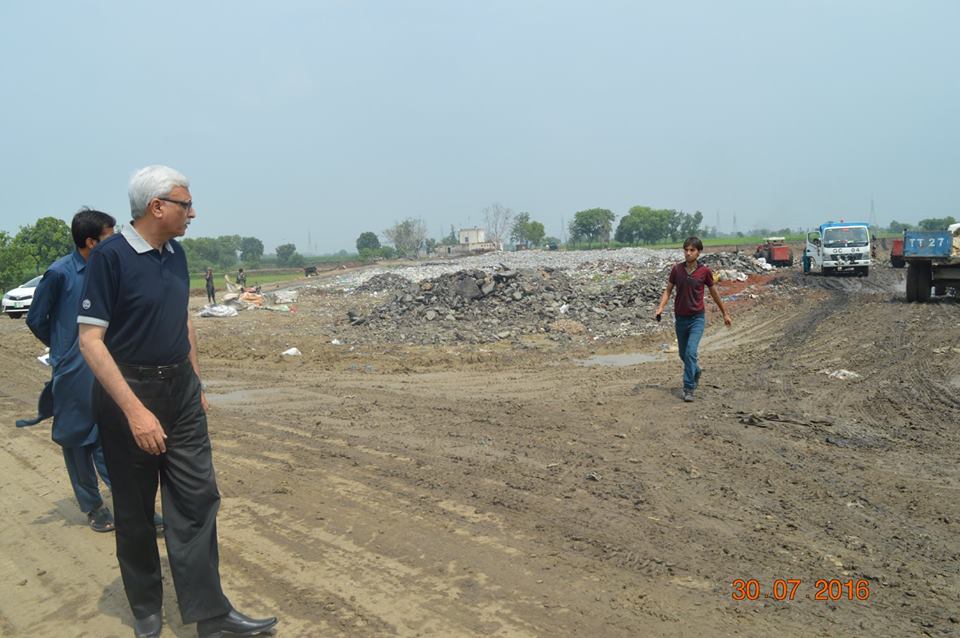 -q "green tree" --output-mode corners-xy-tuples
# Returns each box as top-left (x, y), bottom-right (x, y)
(13, 216), (73, 275)
(0, 231), (33, 292)
(614, 206), (671, 245)
(918, 216), (957, 230)
(356, 232), (381, 252)
(678, 210), (704, 239)
(888, 220), (911, 233)
(240, 236), (264, 266)
(569, 208), (615, 244)
(439, 225), (459, 246)
(276, 243), (297, 265)
(510, 213), (546, 247)
(384, 218), (428, 258)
